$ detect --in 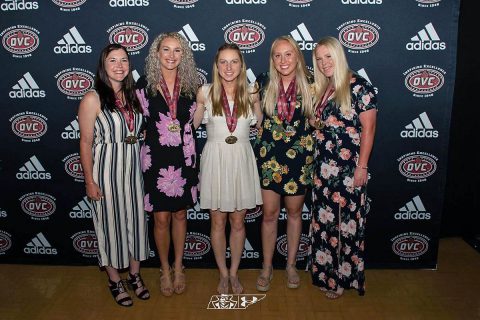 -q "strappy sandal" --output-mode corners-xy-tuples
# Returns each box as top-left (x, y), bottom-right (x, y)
(285, 264), (300, 289)
(159, 268), (174, 297)
(217, 275), (229, 295)
(325, 288), (344, 299)
(108, 279), (133, 307)
(127, 272), (150, 300)
(230, 275), (244, 294)
(173, 265), (186, 295)
(256, 265), (273, 292)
